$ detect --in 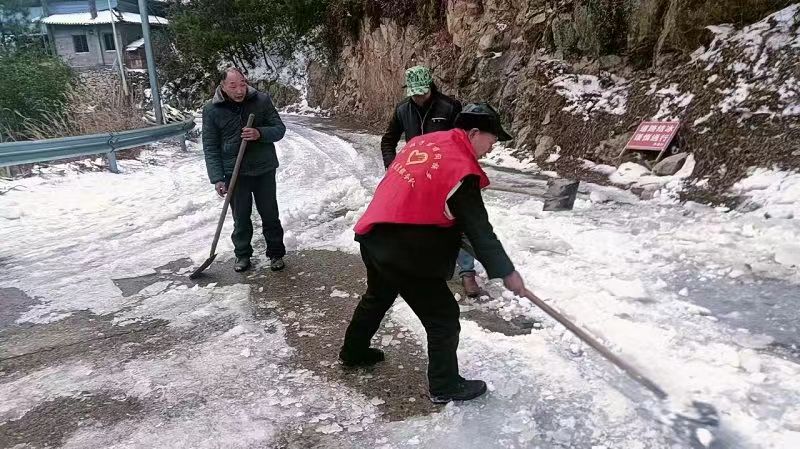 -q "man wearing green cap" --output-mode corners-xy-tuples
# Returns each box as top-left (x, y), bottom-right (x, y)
(381, 66), (462, 168)
(381, 65), (483, 298)
(342, 102), (525, 403)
